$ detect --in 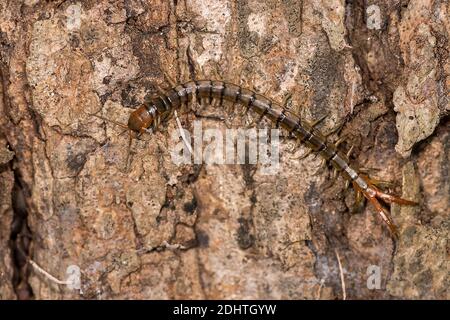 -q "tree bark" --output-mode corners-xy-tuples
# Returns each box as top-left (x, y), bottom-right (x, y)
(0, 0), (448, 299)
